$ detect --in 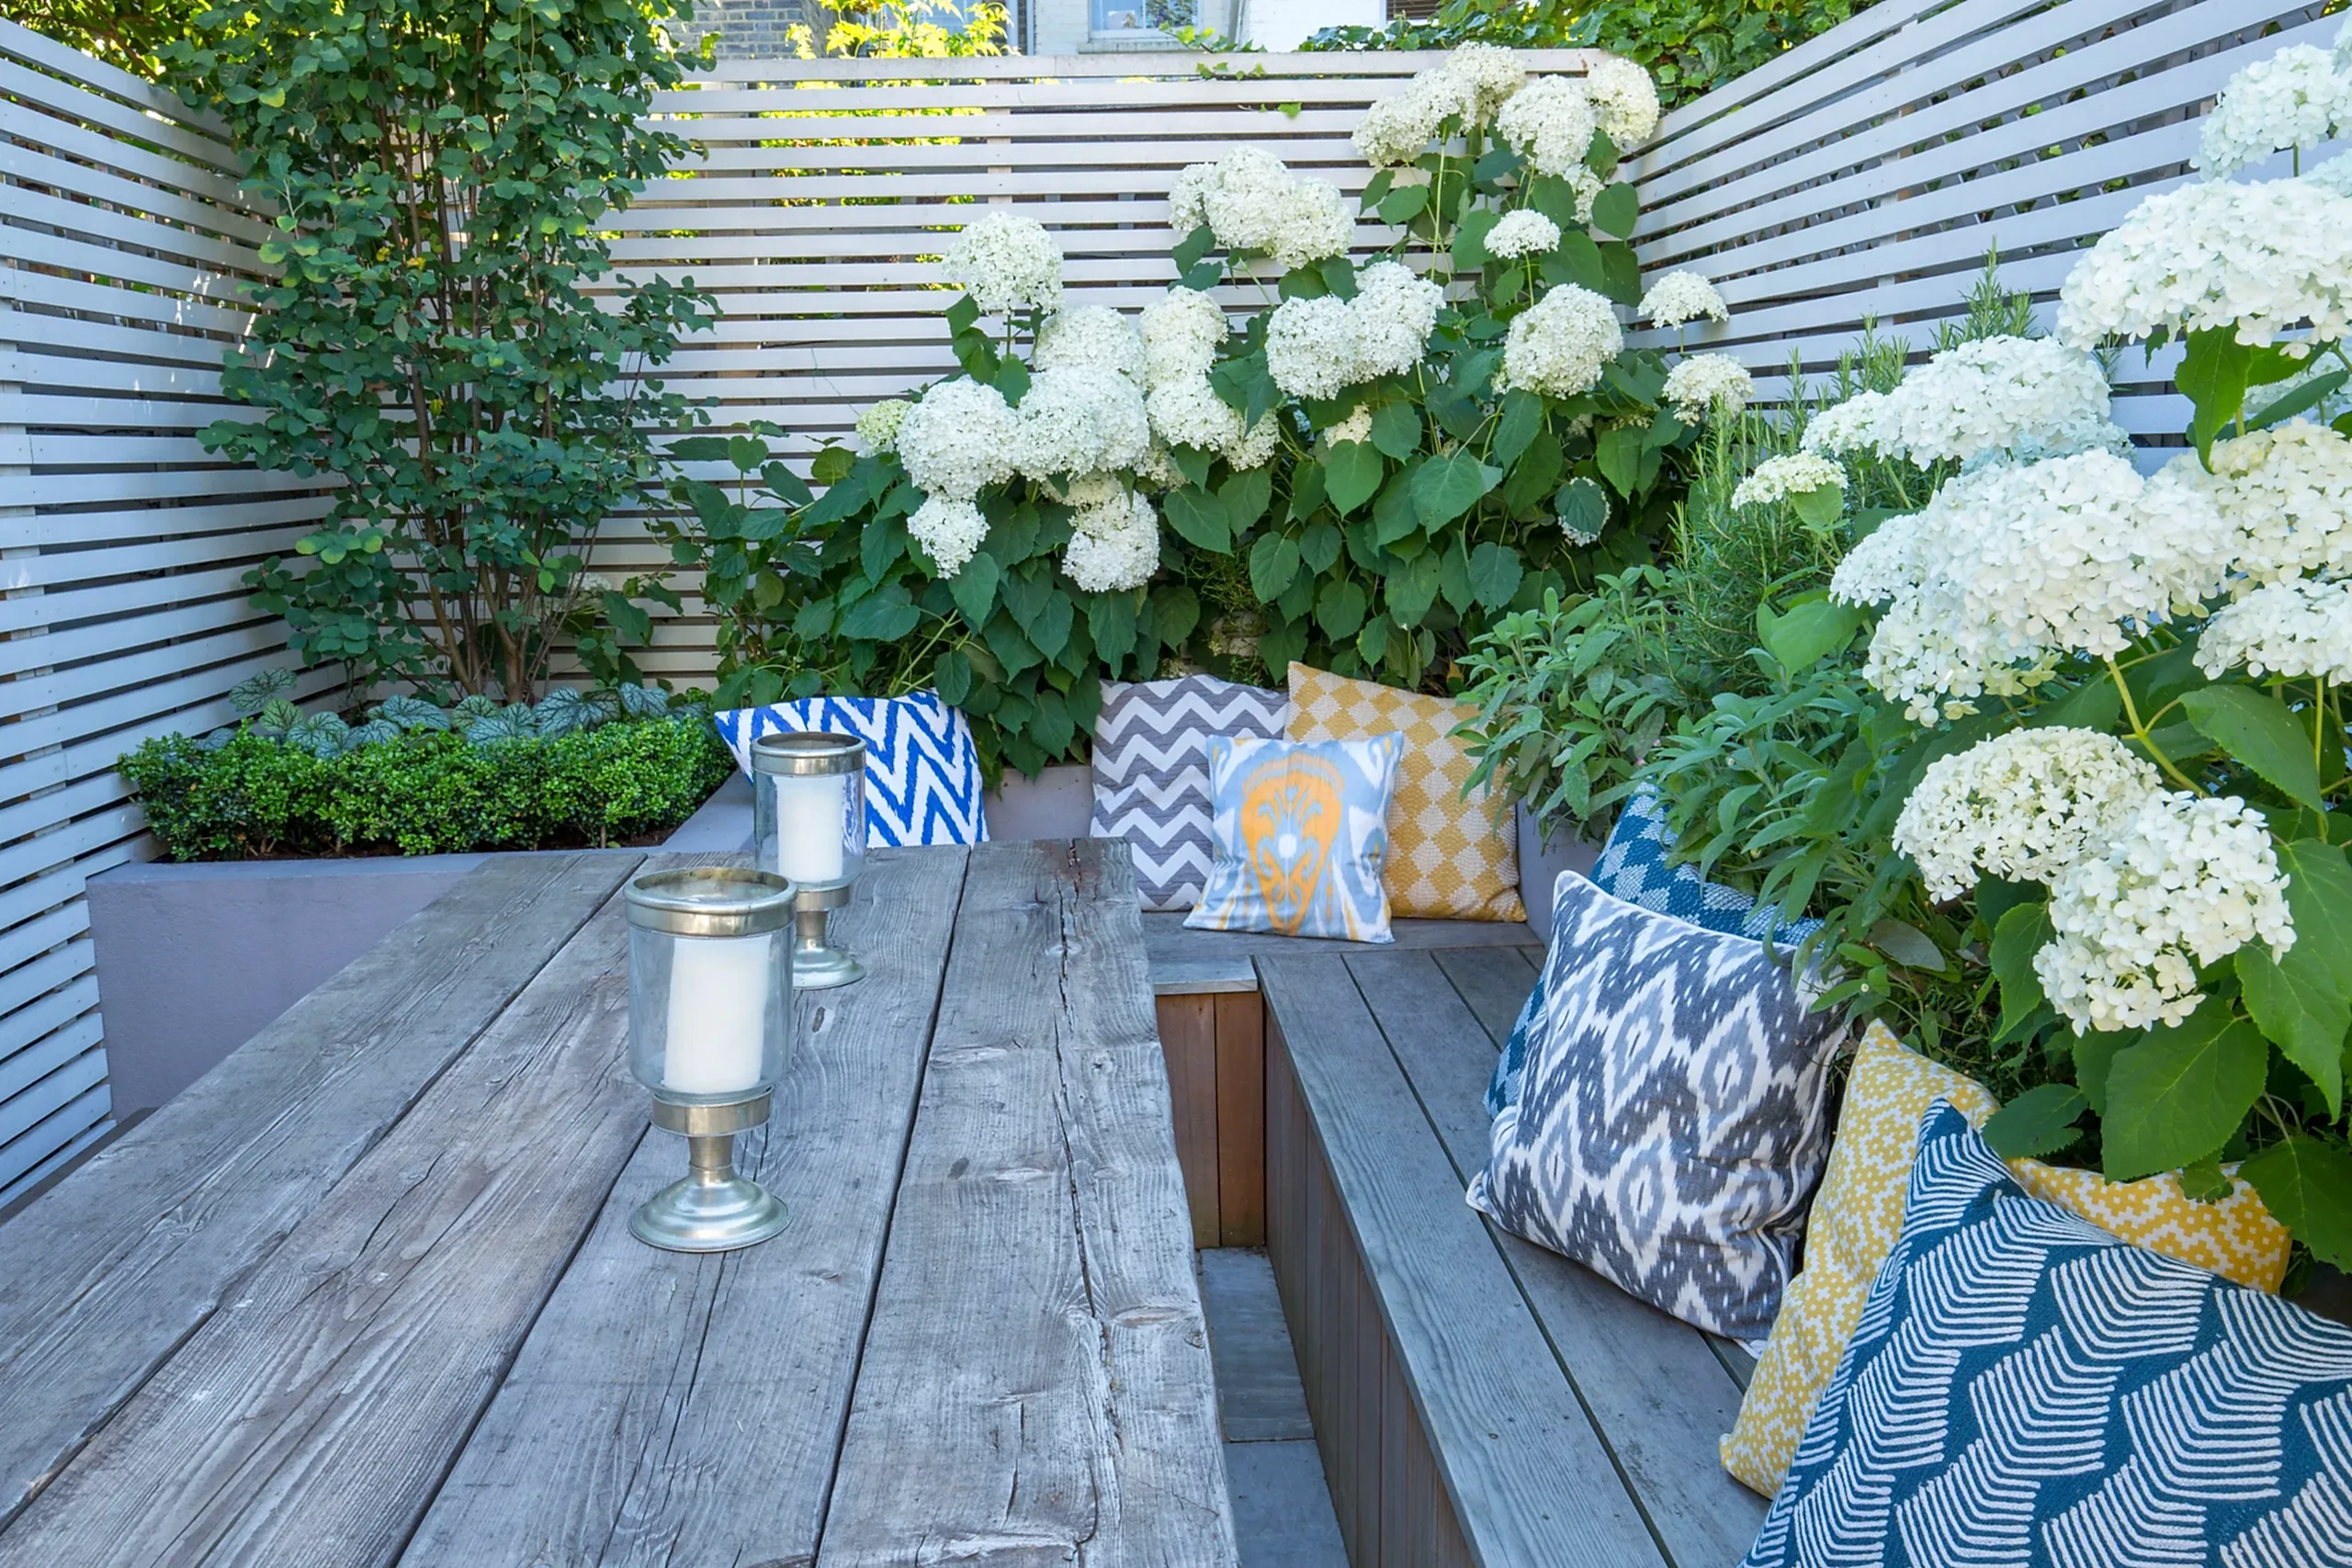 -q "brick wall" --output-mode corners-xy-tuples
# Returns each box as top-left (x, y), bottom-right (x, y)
(690, 0), (823, 55)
